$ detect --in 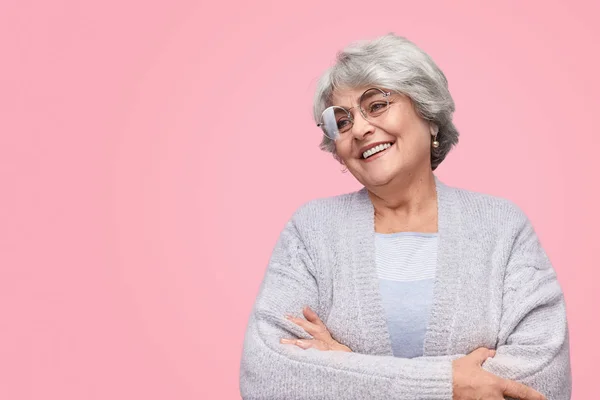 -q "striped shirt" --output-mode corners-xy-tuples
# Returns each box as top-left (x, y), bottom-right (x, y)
(375, 231), (438, 358)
